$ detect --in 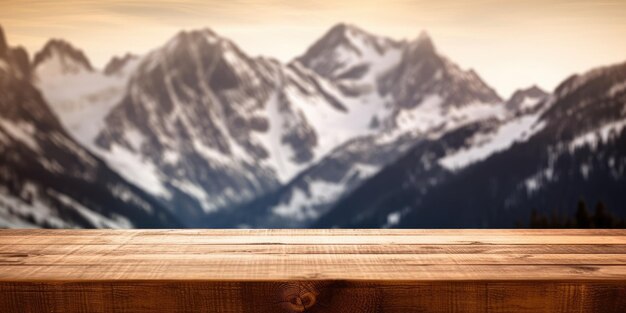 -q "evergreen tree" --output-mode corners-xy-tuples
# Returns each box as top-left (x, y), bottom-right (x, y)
(530, 208), (549, 228)
(575, 199), (591, 228)
(550, 208), (563, 228)
(594, 201), (612, 228)
(526, 200), (626, 229)
(530, 208), (540, 228)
